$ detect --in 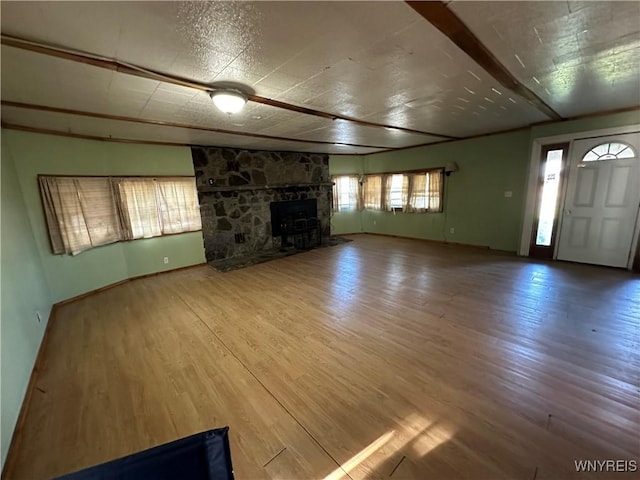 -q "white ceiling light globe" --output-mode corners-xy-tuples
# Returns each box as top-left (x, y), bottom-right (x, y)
(211, 90), (247, 114)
